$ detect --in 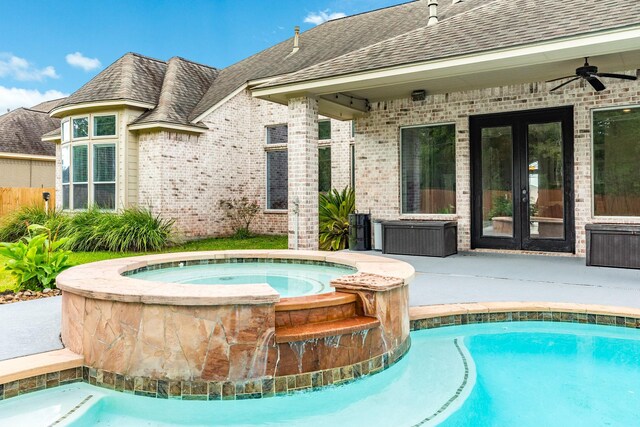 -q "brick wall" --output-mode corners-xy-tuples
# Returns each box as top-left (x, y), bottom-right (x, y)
(355, 75), (640, 255)
(137, 89), (353, 239)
